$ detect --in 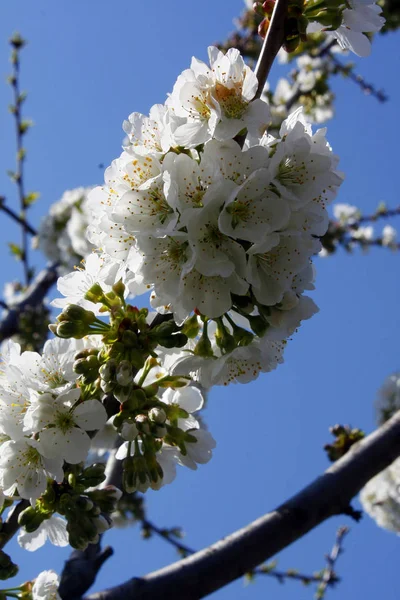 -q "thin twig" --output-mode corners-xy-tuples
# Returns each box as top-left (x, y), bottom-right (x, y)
(9, 39), (31, 284)
(315, 526), (349, 599)
(252, 565), (339, 587)
(327, 51), (387, 102)
(0, 197), (37, 236)
(142, 520), (194, 557)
